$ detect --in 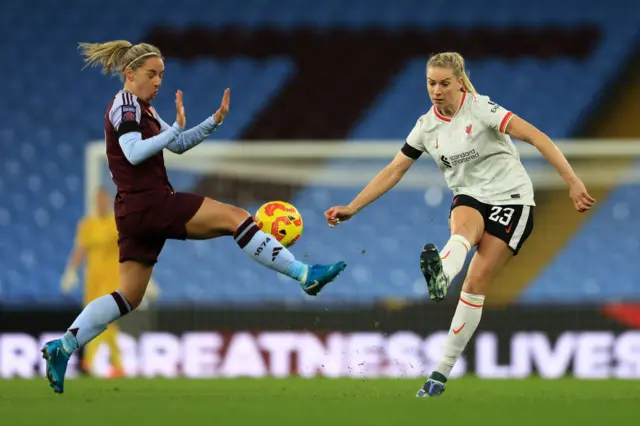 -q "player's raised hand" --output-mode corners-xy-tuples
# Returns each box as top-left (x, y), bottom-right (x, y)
(213, 88), (230, 123)
(325, 206), (356, 228)
(175, 90), (186, 129)
(569, 177), (596, 212)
